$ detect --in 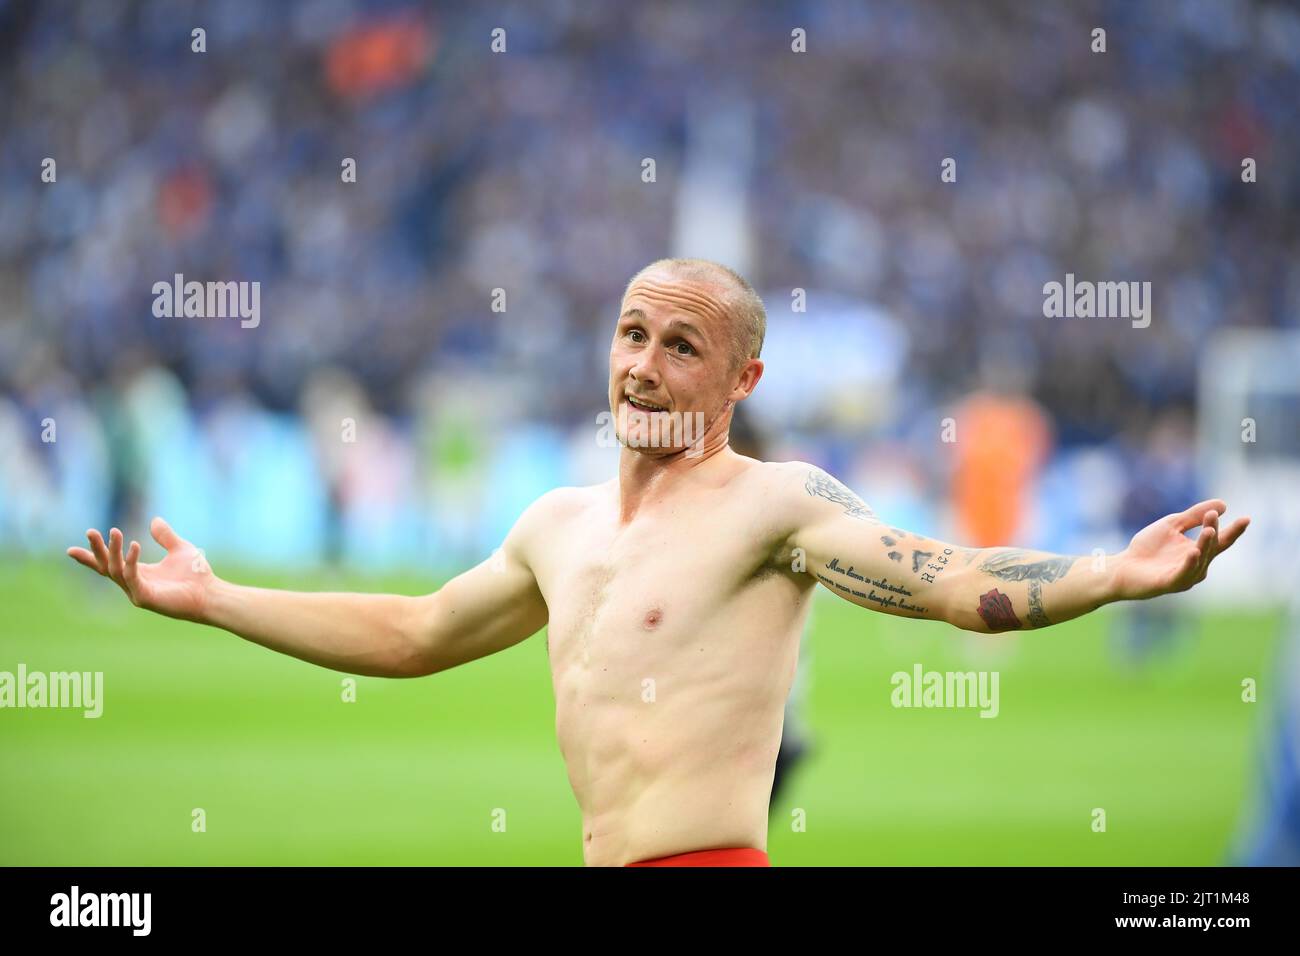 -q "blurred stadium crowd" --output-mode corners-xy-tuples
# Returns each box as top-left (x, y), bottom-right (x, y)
(1, 0), (1297, 571)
